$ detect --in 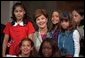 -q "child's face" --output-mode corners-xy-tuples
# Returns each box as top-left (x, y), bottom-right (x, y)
(36, 15), (47, 29)
(20, 40), (33, 55)
(51, 11), (60, 24)
(72, 10), (82, 23)
(42, 42), (52, 57)
(14, 6), (25, 21)
(61, 20), (70, 30)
